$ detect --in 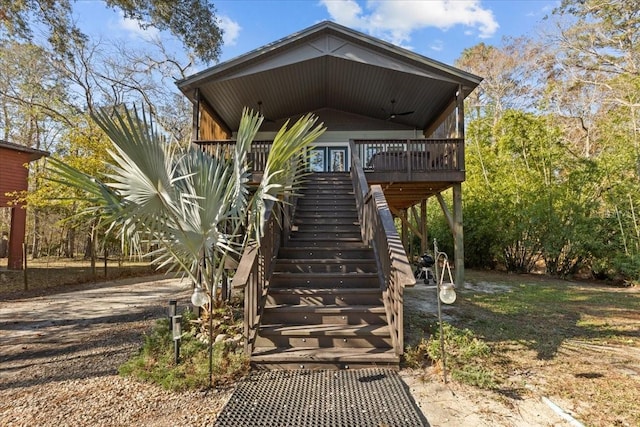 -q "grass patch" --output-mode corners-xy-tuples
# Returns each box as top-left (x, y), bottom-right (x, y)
(119, 308), (249, 391)
(405, 322), (497, 389)
(404, 270), (640, 426)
